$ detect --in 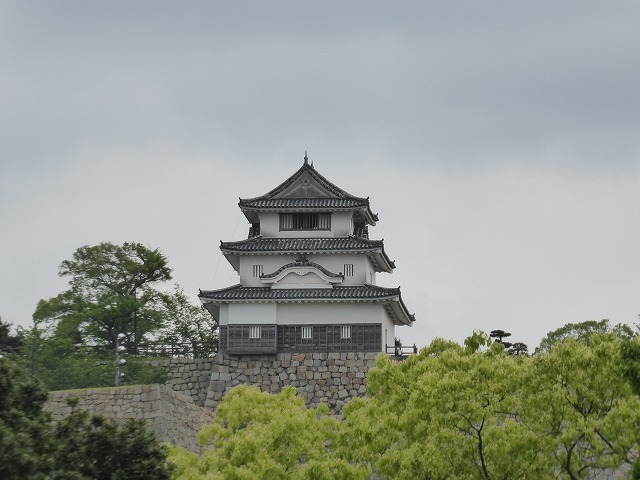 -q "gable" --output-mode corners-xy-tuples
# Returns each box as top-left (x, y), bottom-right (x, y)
(277, 172), (335, 199)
